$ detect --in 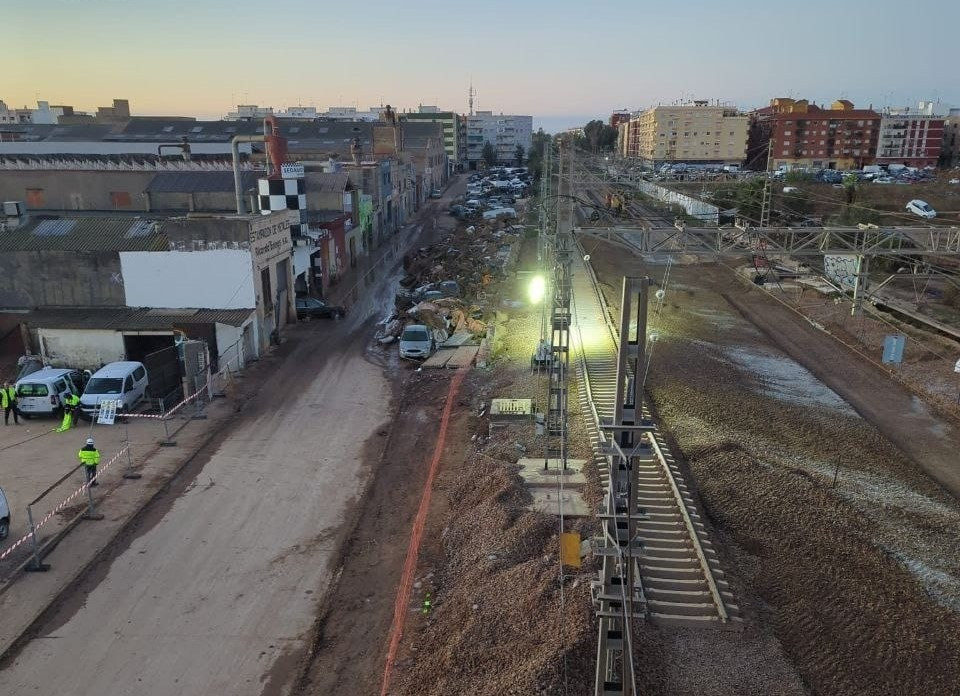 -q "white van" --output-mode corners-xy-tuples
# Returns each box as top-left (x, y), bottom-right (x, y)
(79, 361), (149, 419)
(15, 367), (88, 417)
